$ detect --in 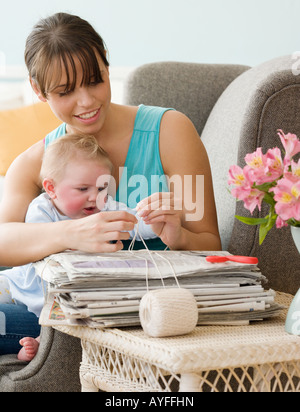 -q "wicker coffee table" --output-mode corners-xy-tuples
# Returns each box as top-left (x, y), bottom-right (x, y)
(54, 292), (300, 392)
